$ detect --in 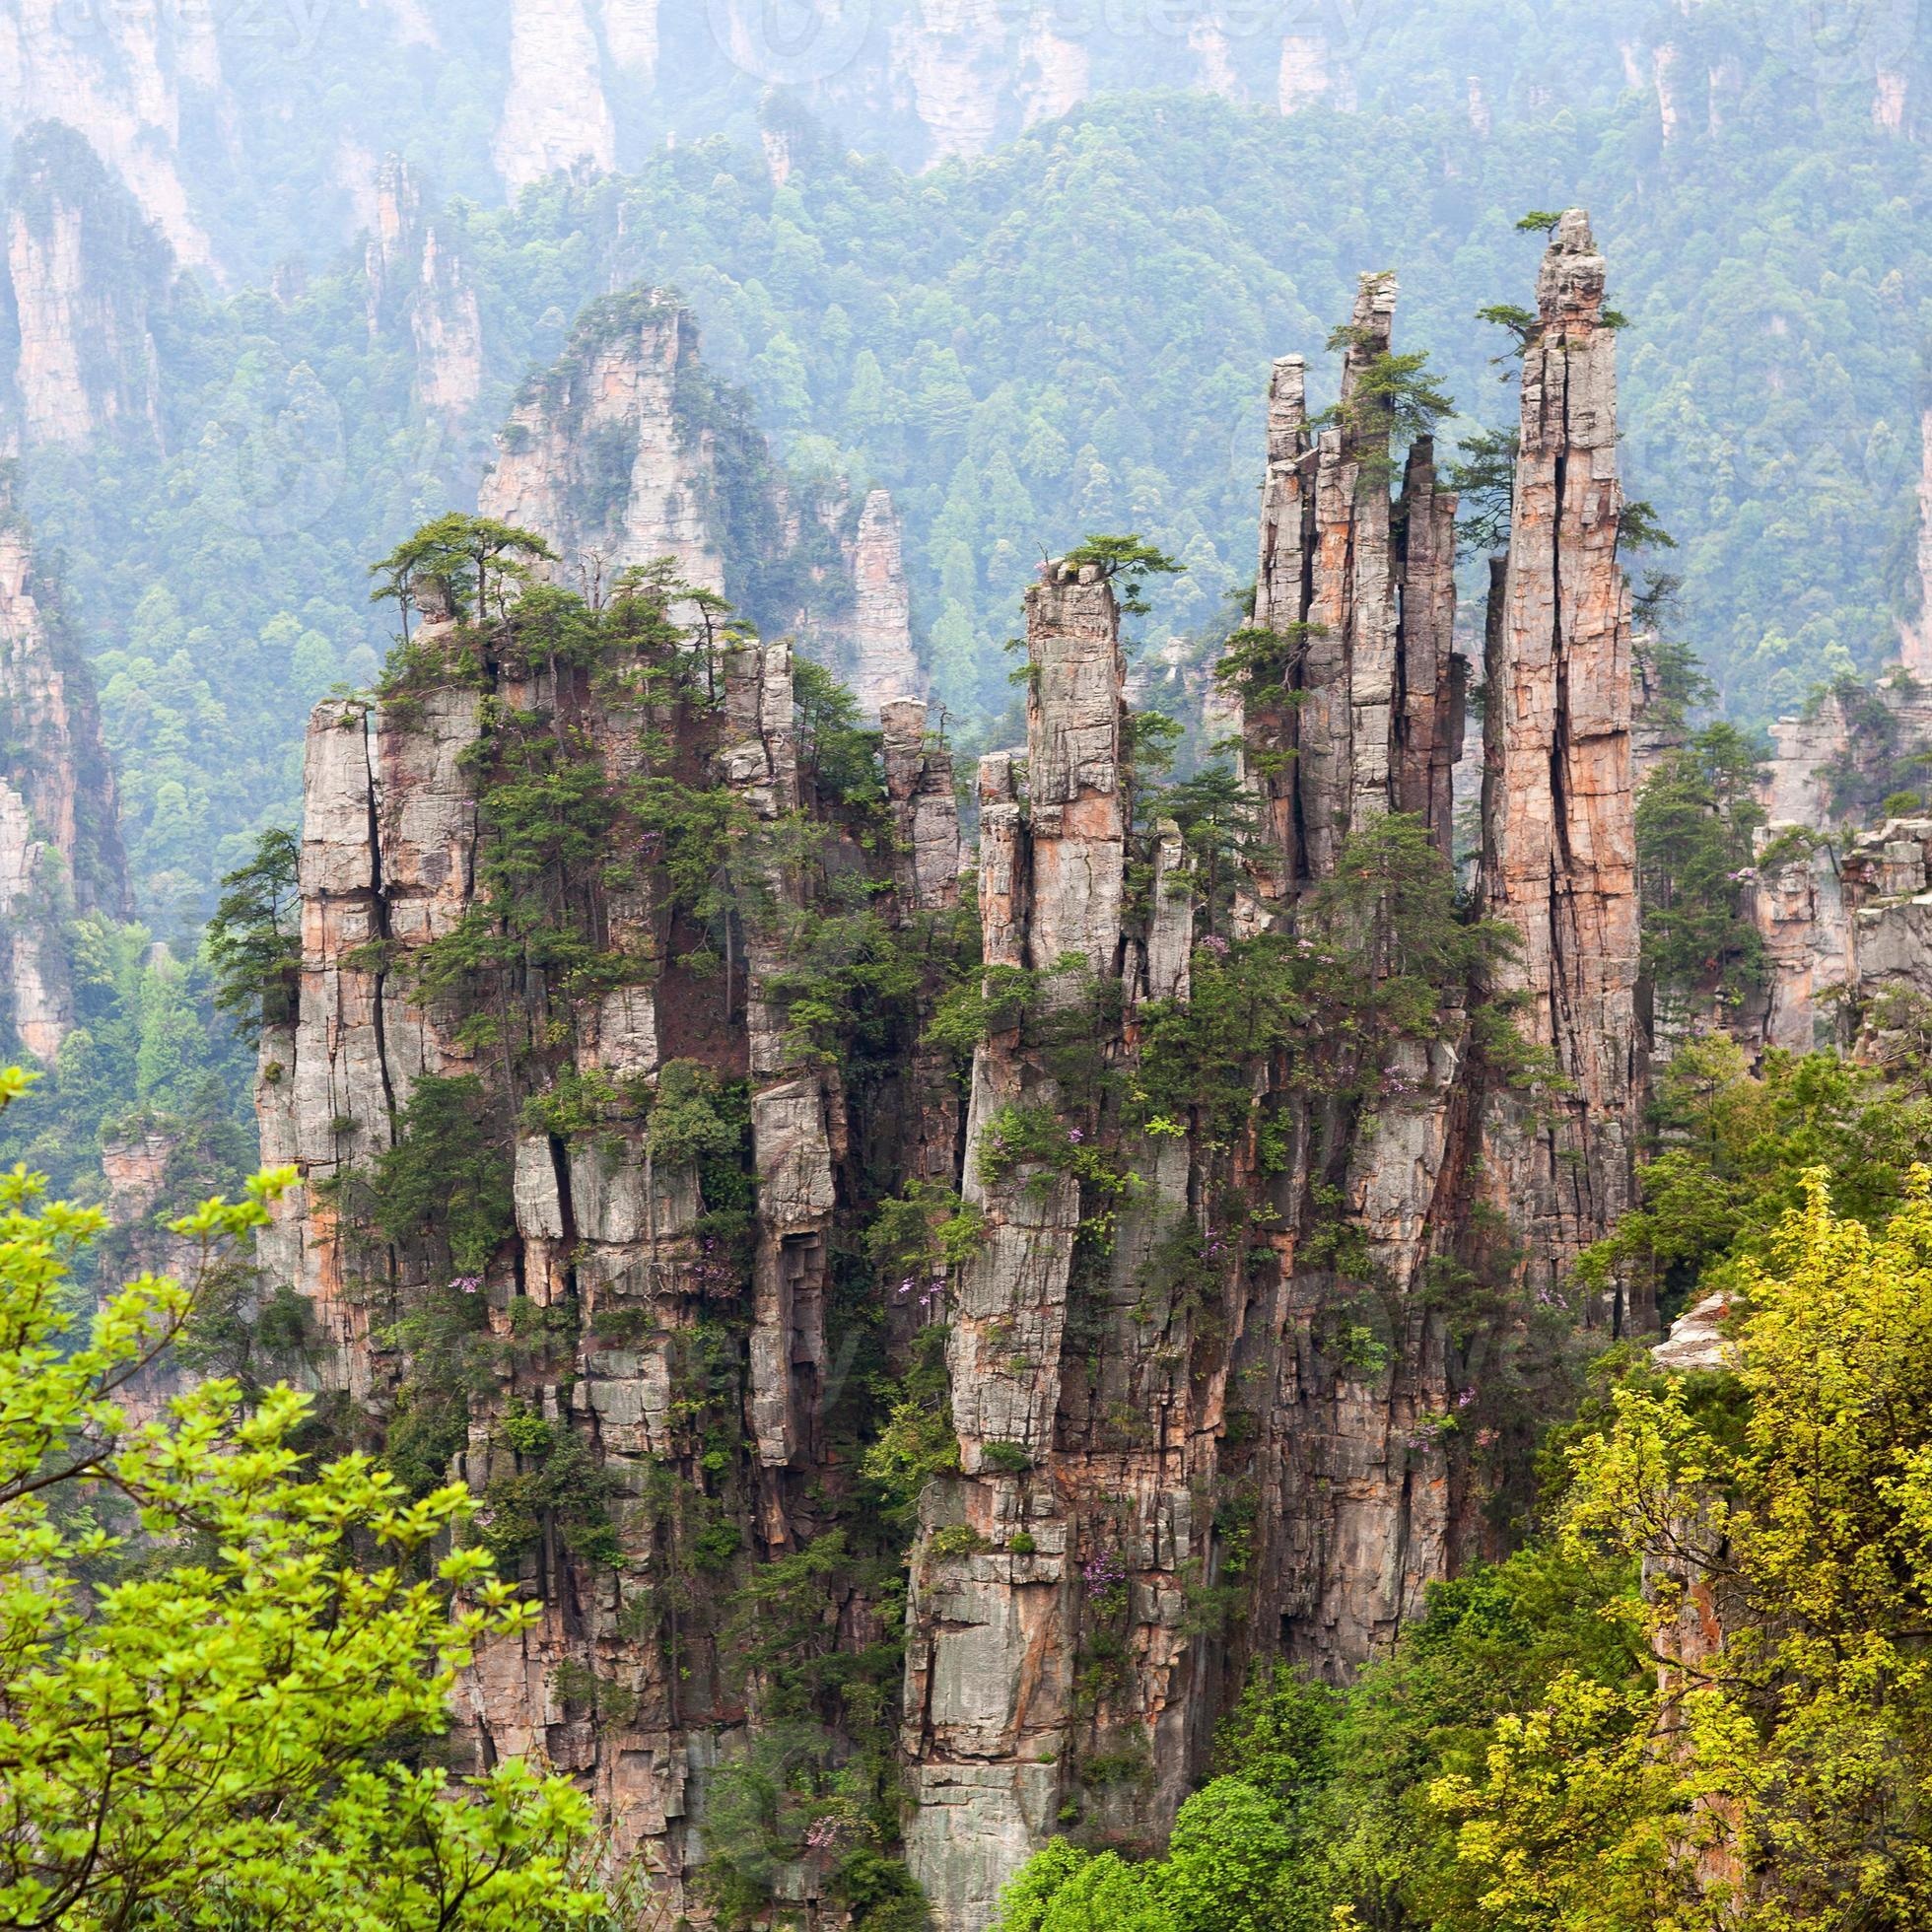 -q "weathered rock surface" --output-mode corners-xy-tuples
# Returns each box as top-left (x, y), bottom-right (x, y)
(257, 546), (967, 1915)
(1479, 209), (1640, 1308)
(840, 489), (924, 715)
(481, 294), (727, 599)
(0, 5), (213, 269)
(0, 487), (127, 1058)
(258, 221), (1670, 1932)
(2, 122), (168, 451)
(1243, 274), (1463, 898)
(493, 0), (618, 191)
(365, 157), (485, 423)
